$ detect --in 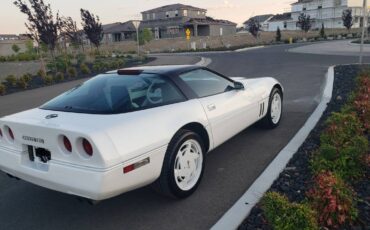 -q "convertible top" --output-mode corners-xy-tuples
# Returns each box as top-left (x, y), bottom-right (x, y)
(106, 65), (203, 77)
